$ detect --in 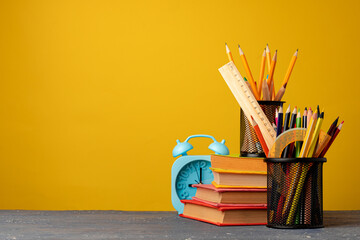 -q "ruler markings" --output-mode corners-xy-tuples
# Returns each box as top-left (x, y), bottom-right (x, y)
(219, 62), (276, 149)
